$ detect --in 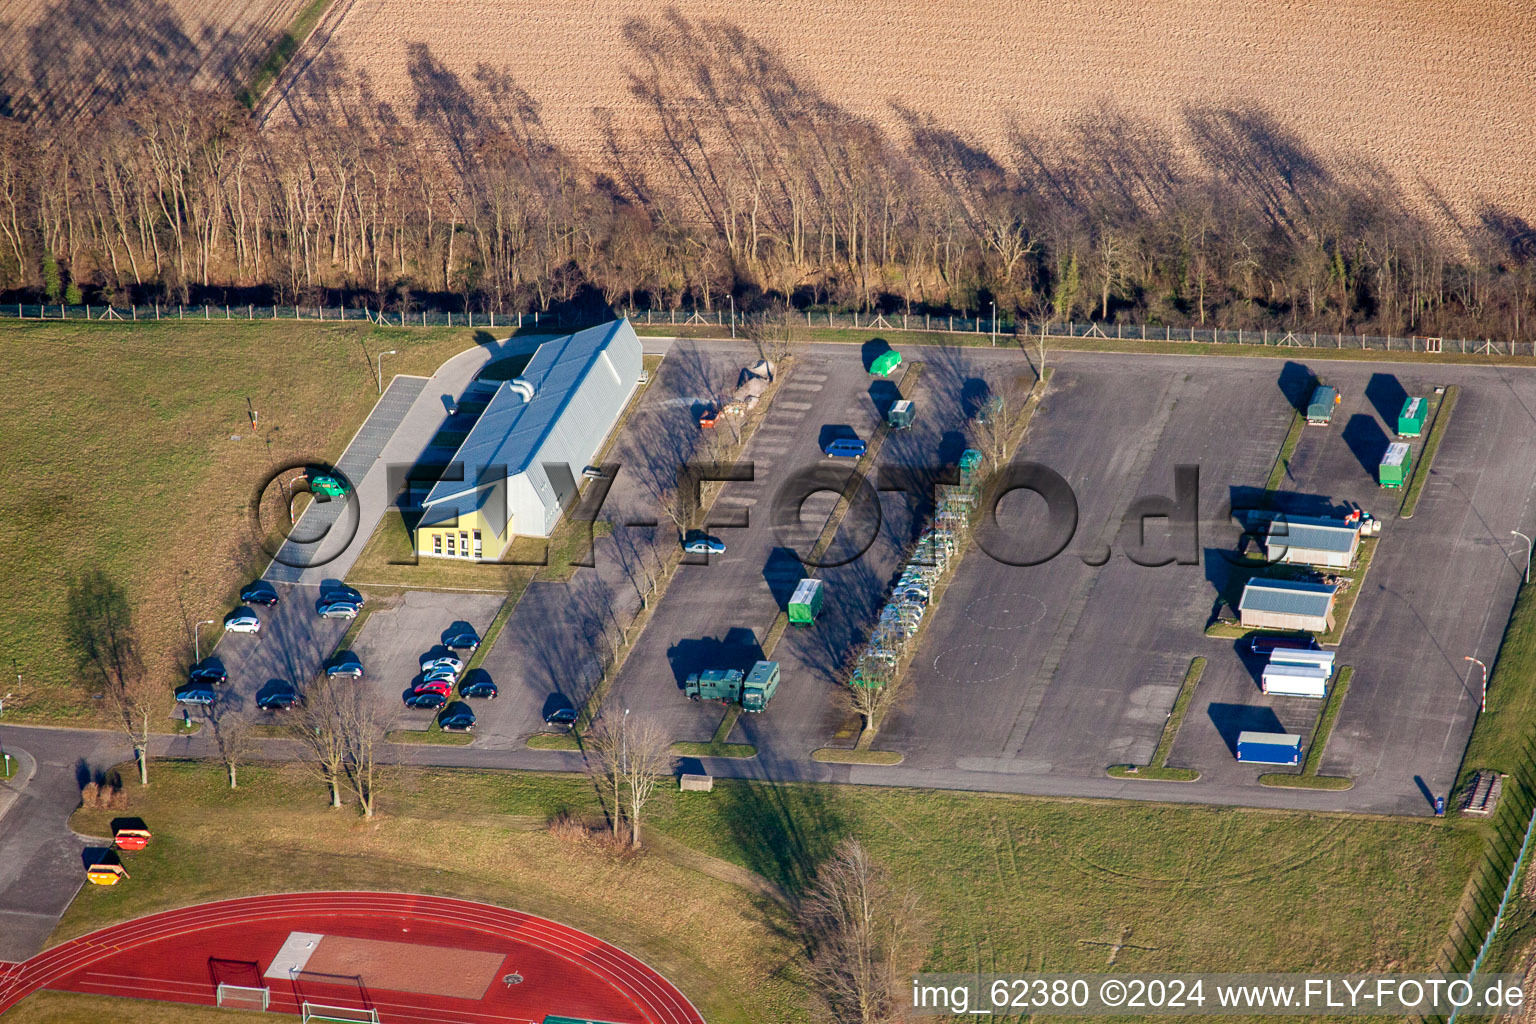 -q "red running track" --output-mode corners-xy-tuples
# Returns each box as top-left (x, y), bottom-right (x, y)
(0, 891), (703, 1024)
